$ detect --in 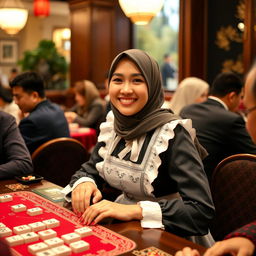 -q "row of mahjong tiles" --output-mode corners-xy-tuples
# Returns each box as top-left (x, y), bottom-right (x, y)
(0, 194), (97, 255)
